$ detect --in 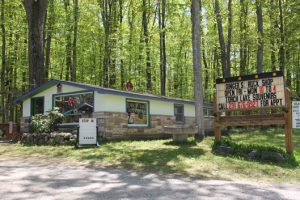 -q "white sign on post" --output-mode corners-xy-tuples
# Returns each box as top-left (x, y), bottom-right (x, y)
(78, 118), (98, 146)
(292, 101), (300, 129)
(9, 121), (13, 134)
